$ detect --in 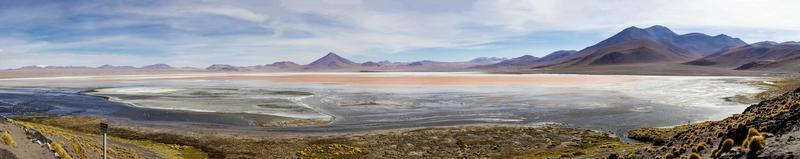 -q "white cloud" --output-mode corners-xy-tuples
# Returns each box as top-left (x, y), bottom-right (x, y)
(1, 0), (800, 69)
